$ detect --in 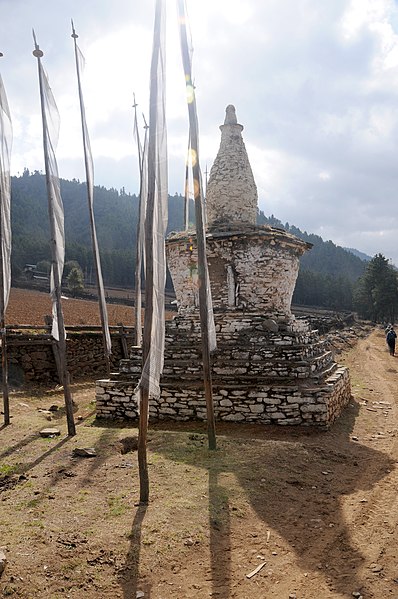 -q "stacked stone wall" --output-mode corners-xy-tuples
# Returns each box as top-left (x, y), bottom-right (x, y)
(96, 312), (352, 427)
(3, 329), (133, 385)
(96, 366), (350, 427)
